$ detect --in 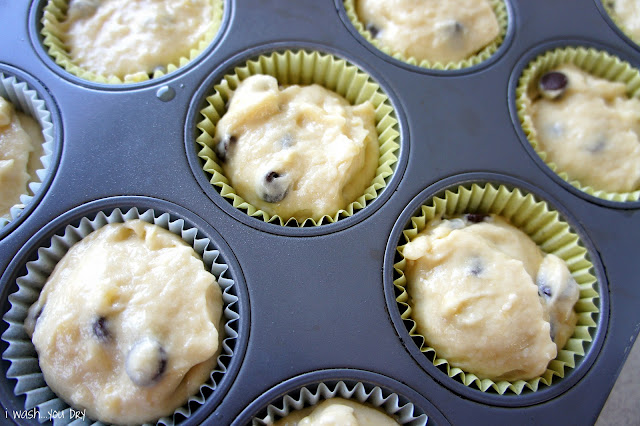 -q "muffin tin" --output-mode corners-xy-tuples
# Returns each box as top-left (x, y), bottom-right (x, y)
(0, 0), (637, 424)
